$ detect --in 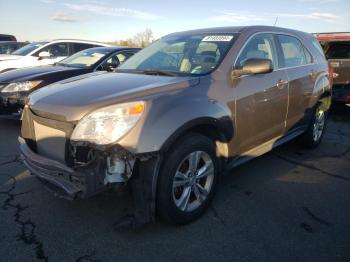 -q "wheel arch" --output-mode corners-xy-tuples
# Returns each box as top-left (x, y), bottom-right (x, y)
(308, 73), (332, 110)
(160, 117), (232, 161)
